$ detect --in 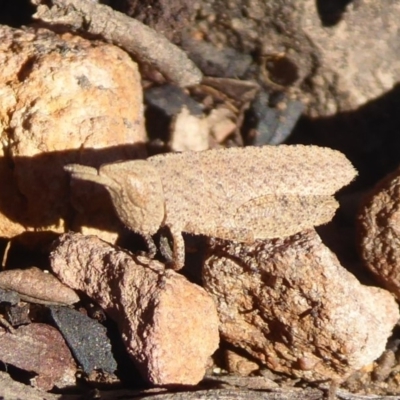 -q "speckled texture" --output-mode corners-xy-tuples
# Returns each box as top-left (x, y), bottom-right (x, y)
(67, 145), (357, 269)
(50, 232), (219, 386)
(0, 24), (146, 241)
(0, 324), (77, 390)
(358, 165), (400, 300)
(203, 230), (399, 382)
